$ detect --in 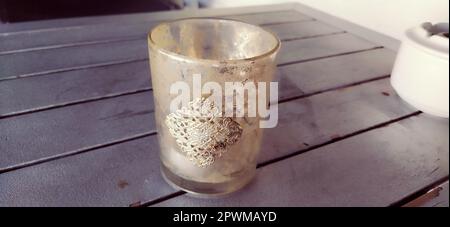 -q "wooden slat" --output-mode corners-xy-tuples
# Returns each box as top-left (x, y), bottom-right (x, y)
(157, 115), (449, 207)
(0, 47), (394, 118)
(0, 23), (155, 54)
(0, 26), (376, 117)
(0, 48), (397, 169)
(262, 21), (343, 41)
(292, 3), (400, 50)
(225, 10), (311, 25)
(277, 33), (379, 65)
(0, 2), (399, 51)
(0, 11), (313, 54)
(0, 4), (299, 33)
(0, 78), (421, 206)
(258, 79), (416, 164)
(0, 135), (172, 207)
(404, 181), (449, 207)
(420, 181), (449, 207)
(277, 48), (395, 100)
(1, 3), (441, 208)
(0, 92), (156, 170)
(0, 31), (376, 82)
(263, 21), (342, 41)
(2, 21), (342, 80)
(0, 60), (151, 117)
(0, 39), (147, 80)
